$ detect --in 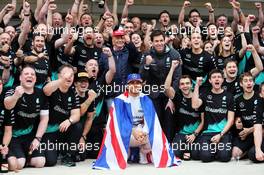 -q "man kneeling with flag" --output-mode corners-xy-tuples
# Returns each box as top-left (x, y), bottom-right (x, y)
(93, 74), (181, 170)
